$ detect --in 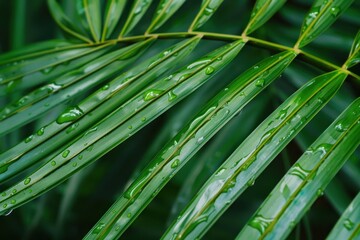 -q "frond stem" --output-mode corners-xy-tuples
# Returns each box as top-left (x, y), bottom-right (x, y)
(114, 31), (360, 83)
